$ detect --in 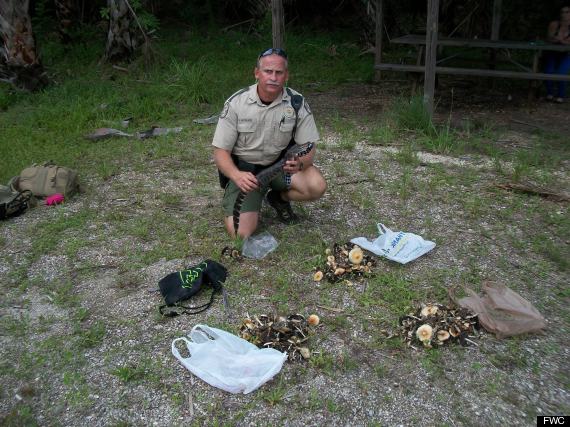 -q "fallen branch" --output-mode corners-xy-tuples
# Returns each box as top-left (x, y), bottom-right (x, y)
(337, 178), (374, 186)
(188, 393), (194, 418)
(463, 337), (479, 347)
(495, 183), (570, 202)
(509, 118), (549, 133)
(316, 305), (344, 313)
